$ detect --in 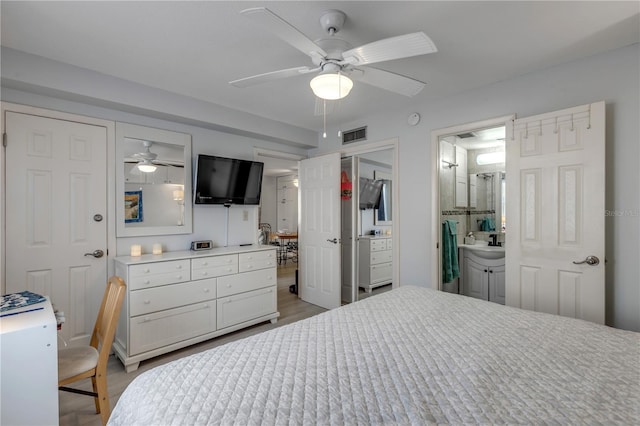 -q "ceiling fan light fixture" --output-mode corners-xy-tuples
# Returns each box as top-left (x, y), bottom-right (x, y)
(137, 160), (157, 173)
(310, 73), (353, 100)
